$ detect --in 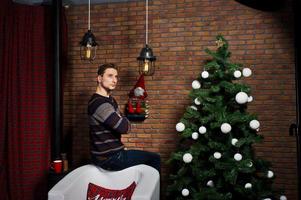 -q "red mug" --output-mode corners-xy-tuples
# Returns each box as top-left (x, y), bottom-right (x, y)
(51, 160), (63, 173)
